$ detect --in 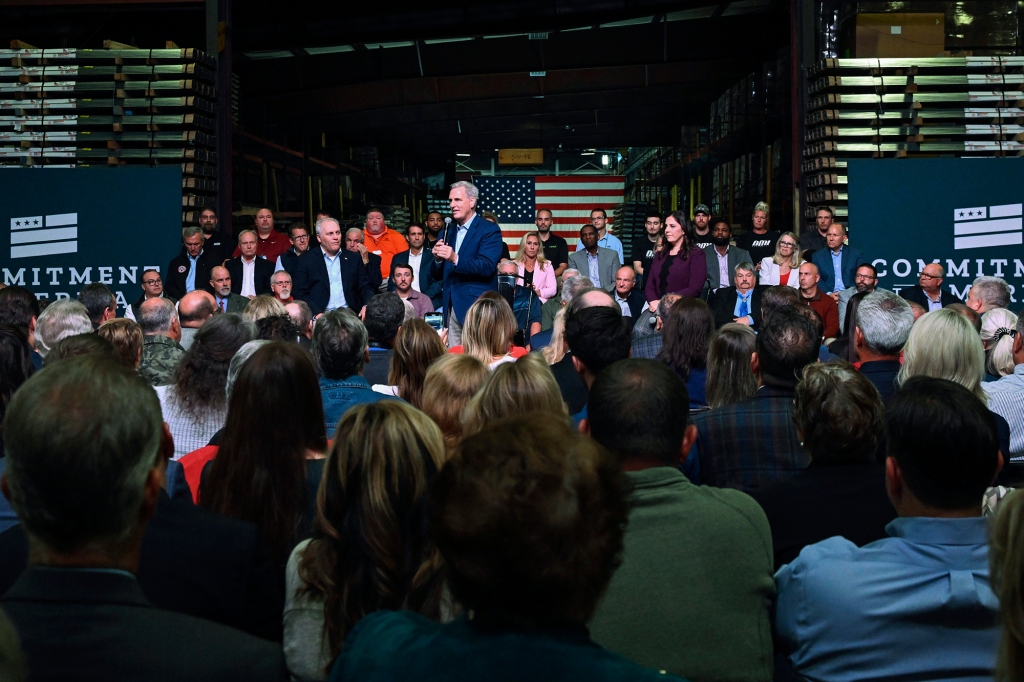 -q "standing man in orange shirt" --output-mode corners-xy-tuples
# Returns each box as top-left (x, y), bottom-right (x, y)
(363, 207), (408, 288)
(234, 207), (291, 265)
